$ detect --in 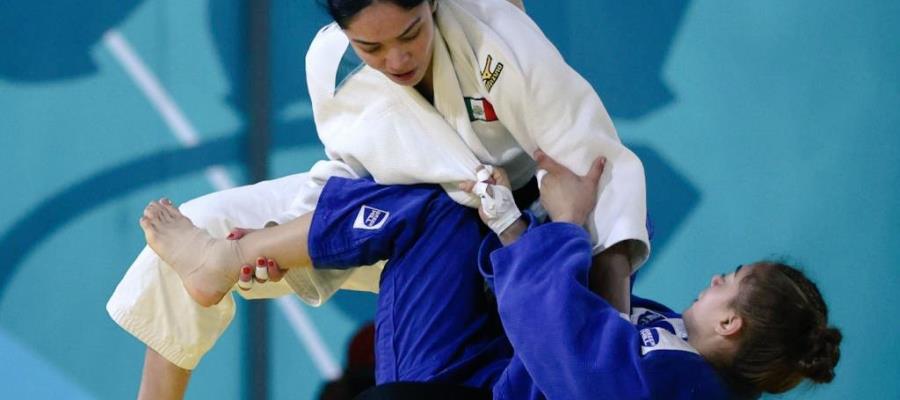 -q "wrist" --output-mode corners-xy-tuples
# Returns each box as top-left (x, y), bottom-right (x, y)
(552, 213), (588, 227)
(498, 218), (527, 246)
